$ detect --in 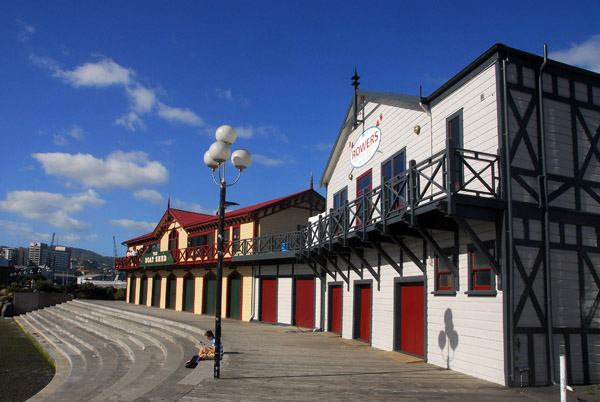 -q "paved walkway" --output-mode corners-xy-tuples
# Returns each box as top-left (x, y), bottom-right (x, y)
(16, 300), (600, 401)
